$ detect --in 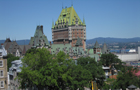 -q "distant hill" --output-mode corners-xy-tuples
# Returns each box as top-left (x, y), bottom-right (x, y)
(86, 37), (140, 44)
(1, 37), (140, 45)
(0, 39), (30, 45)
